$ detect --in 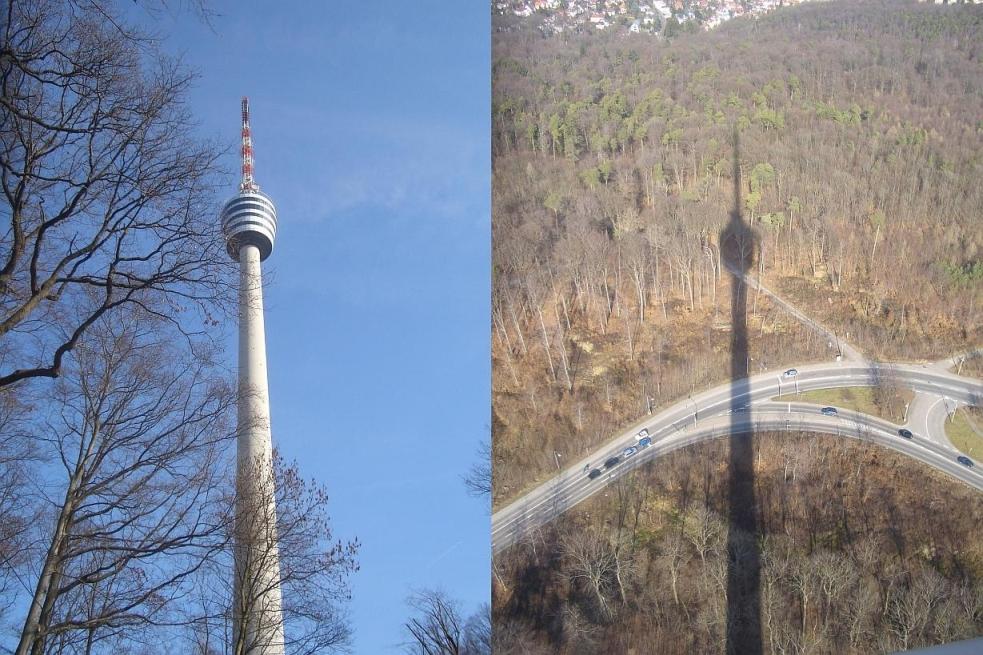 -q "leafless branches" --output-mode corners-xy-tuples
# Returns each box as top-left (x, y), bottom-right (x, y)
(9, 307), (236, 655)
(0, 0), (233, 390)
(402, 589), (490, 655)
(463, 440), (492, 501)
(214, 452), (358, 655)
